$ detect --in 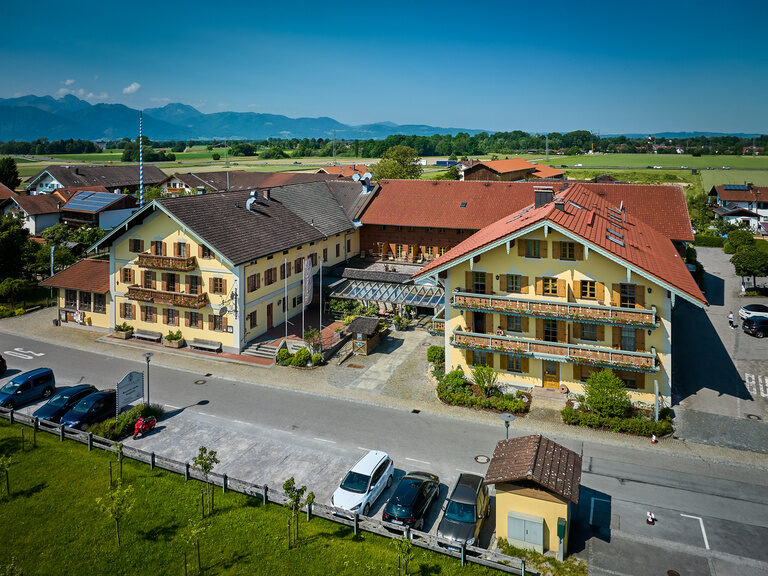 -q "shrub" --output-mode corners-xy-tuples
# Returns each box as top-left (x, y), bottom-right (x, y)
(14, 307), (25, 316)
(443, 368), (466, 388)
(723, 241), (736, 254)
(342, 315), (356, 326)
(291, 347), (311, 367)
(393, 315), (409, 330)
(0, 306), (12, 319)
(311, 353), (323, 366)
(115, 322), (133, 332)
(165, 329), (183, 341)
(583, 369), (631, 418)
(276, 349), (293, 365)
(211, 152), (221, 160)
(694, 234), (725, 247)
(684, 245), (697, 264)
(437, 383), (528, 414)
(90, 403), (165, 440)
(426, 345), (445, 364)
(560, 406), (672, 437)
(727, 229), (754, 251)
(471, 364), (498, 398)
